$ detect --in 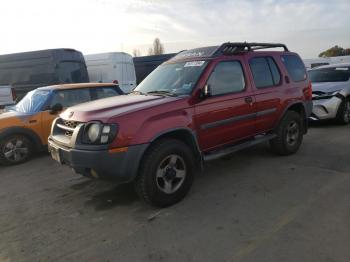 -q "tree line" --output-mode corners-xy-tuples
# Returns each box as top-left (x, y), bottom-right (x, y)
(319, 45), (350, 58)
(133, 38), (164, 57)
